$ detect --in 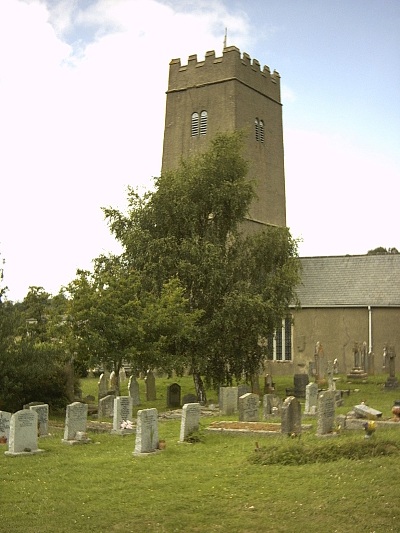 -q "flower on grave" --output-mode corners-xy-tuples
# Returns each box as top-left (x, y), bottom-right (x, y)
(120, 420), (133, 430)
(363, 420), (376, 438)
